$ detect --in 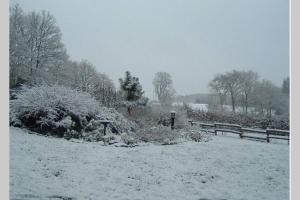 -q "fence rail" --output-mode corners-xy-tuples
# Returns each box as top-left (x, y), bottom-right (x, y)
(188, 120), (290, 144)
